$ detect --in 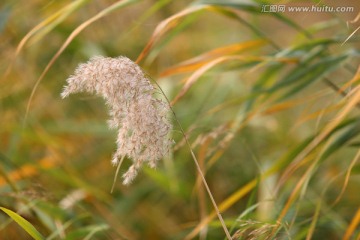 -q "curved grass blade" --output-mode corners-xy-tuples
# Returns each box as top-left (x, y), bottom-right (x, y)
(185, 151), (290, 239)
(138, 4), (270, 65)
(268, 54), (347, 93)
(343, 207), (360, 240)
(276, 38), (337, 59)
(160, 40), (266, 77)
(294, 19), (338, 42)
(184, 98), (349, 238)
(0, 207), (45, 240)
(25, 0), (140, 124)
(119, 0), (173, 50)
(184, 179), (258, 240)
(277, 55), (349, 100)
(340, 65), (360, 92)
(144, 12), (201, 66)
(244, 63), (284, 111)
(277, 118), (359, 190)
(196, 0), (311, 38)
(248, 43), (332, 102)
(205, 89), (320, 120)
(220, 7), (281, 49)
(297, 103), (341, 126)
(171, 55), (294, 105)
(194, 0), (260, 13)
(28, 0), (90, 46)
(111, 156), (125, 193)
(135, 0), (173, 26)
(226, 202), (261, 238)
(342, 26), (360, 46)
(333, 149), (360, 206)
(264, 120), (360, 233)
(171, 56), (248, 105)
(275, 101), (360, 229)
(319, 120), (360, 162)
(136, 4), (211, 63)
(5, 0), (89, 78)
(16, 0), (88, 56)
(288, 86), (360, 178)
